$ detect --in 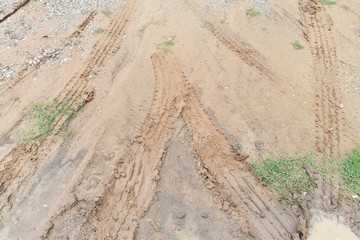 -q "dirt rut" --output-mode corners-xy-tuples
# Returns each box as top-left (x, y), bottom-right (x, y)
(0, 0), (30, 24)
(299, 0), (347, 155)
